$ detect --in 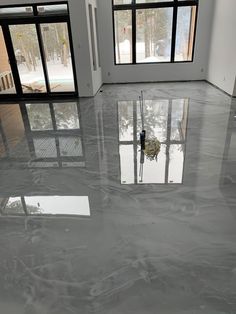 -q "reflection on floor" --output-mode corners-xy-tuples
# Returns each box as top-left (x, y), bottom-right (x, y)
(0, 102), (84, 168)
(3, 196), (90, 216)
(0, 82), (236, 314)
(118, 98), (188, 184)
